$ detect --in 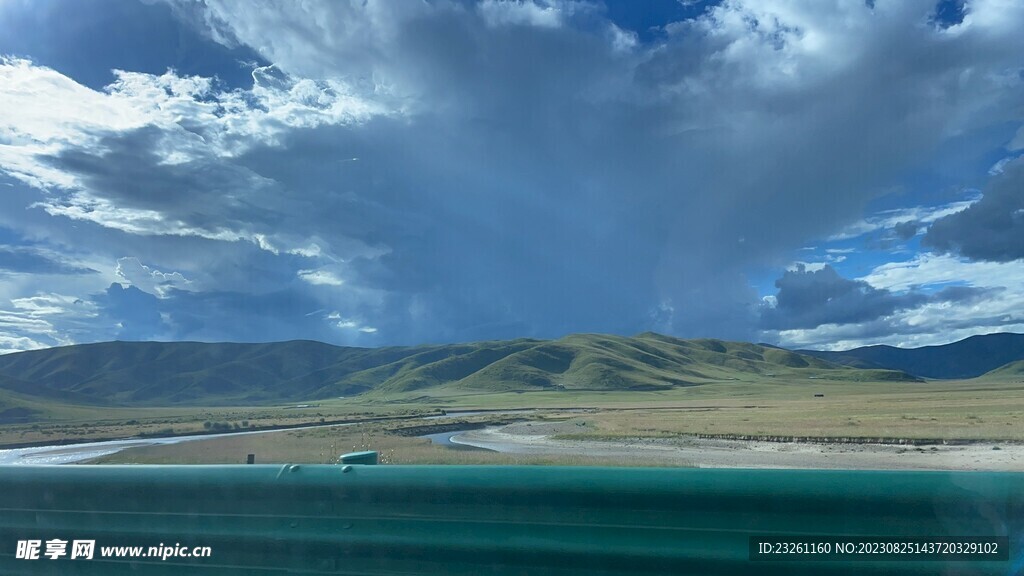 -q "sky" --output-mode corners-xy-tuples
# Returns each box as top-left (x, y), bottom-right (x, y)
(0, 0), (1022, 353)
